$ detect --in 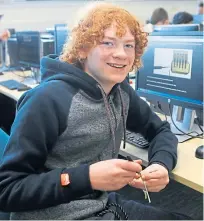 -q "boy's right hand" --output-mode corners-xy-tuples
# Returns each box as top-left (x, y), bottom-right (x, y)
(89, 159), (142, 191)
